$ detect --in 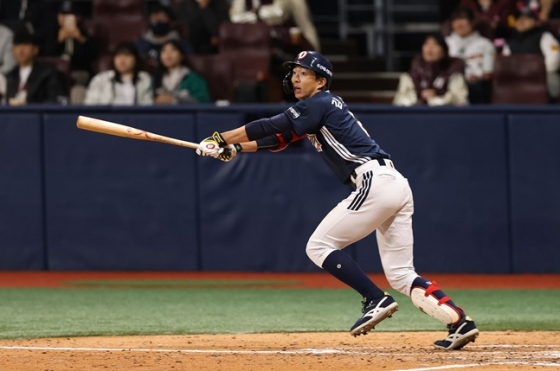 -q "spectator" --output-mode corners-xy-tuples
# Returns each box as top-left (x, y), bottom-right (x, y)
(5, 31), (65, 105)
(0, 72), (6, 101)
(42, 1), (97, 104)
(502, 5), (560, 98)
(174, 0), (229, 54)
(394, 33), (468, 106)
(84, 42), (153, 105)
(446, 7), (496, 103)
(540, 0), (560, 20)
(135, 3), (193, 70)
(153, 40), (211, 104)
(459, 0), (515, 37)
(0, 24), (16, 74)
(0, 0), (59, 52)
(229, 0), (320, 51)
